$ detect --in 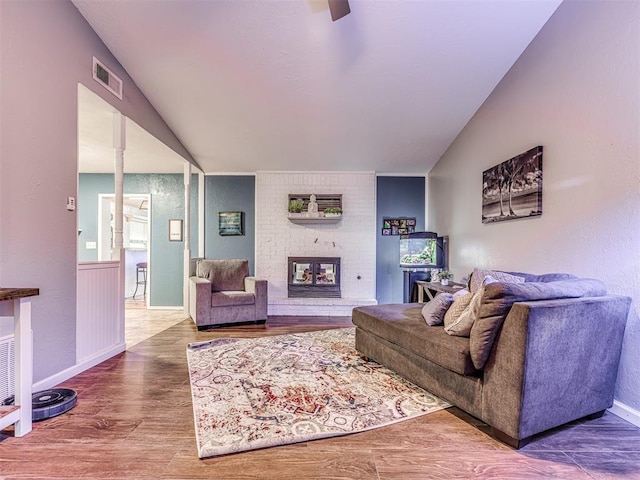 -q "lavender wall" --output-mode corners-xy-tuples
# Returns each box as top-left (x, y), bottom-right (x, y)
(428, 0), (640, 417)
(0, 1), (193, 382)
